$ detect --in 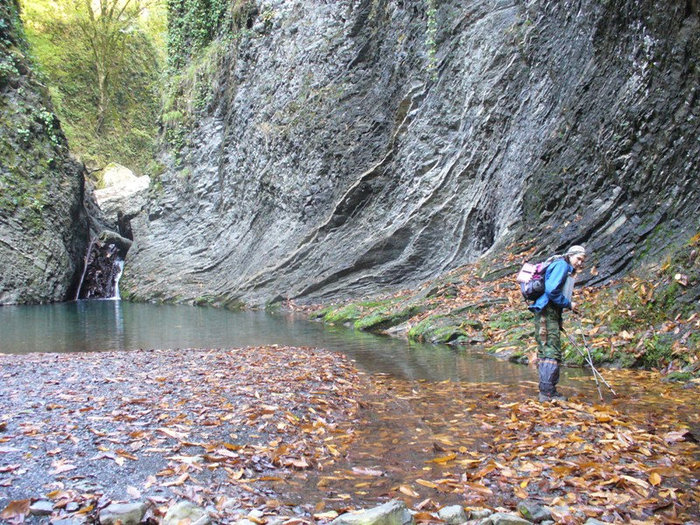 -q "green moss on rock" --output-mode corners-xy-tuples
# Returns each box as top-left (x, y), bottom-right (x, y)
(354, 305), (423, 332)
